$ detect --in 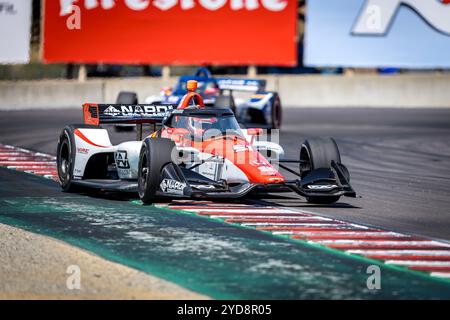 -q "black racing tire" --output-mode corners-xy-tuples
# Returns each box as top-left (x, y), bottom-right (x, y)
(270, 93), (282, 130)
(56, 124), (97, 192)
(305, 195), (341, 205)
(300, 137), (342, 204)
(300, 137), (341, 174)
(115, 91), (138, 132)
(138, 138), (176, 204)
(116, 91), (138, 105)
